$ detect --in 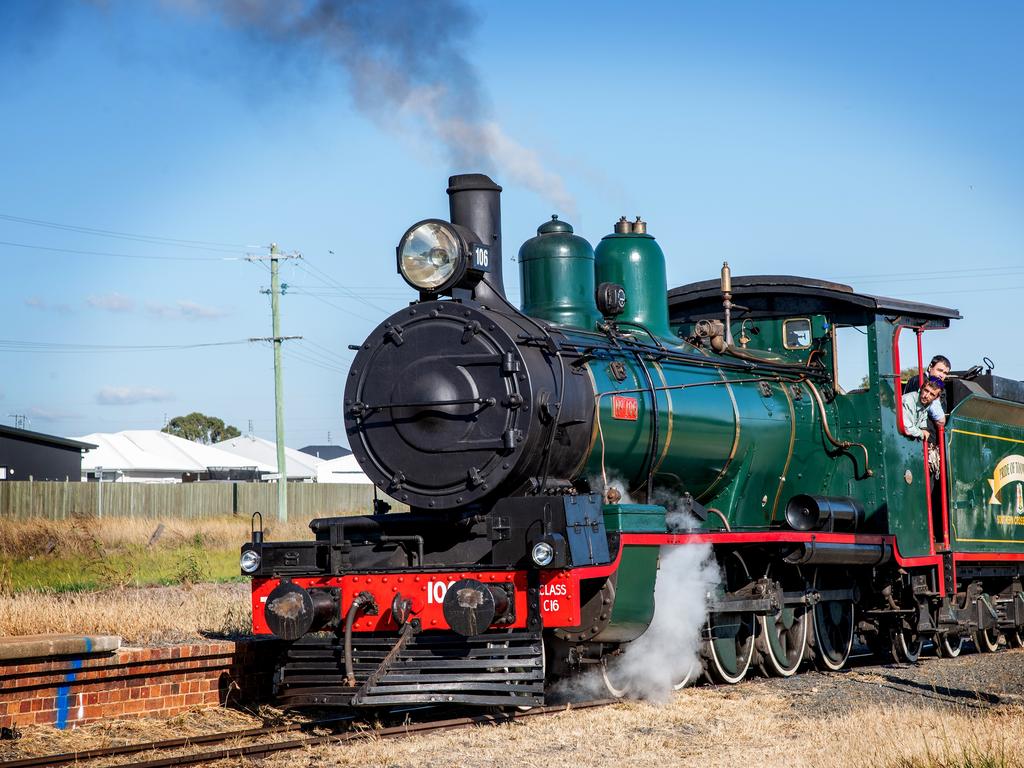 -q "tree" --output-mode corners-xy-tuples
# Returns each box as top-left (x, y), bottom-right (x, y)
(859, 367), (920, 390)
(162, 412), (241, 444)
